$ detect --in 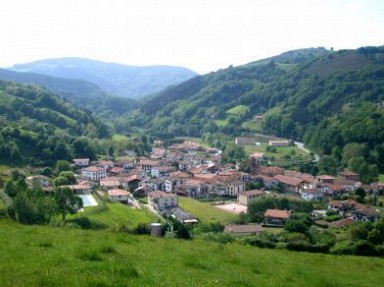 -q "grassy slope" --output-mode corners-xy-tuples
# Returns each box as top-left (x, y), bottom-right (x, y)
(70, 200), (159, 228)
(1, 218), (384, 287)
(179, 197), (237, 224)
